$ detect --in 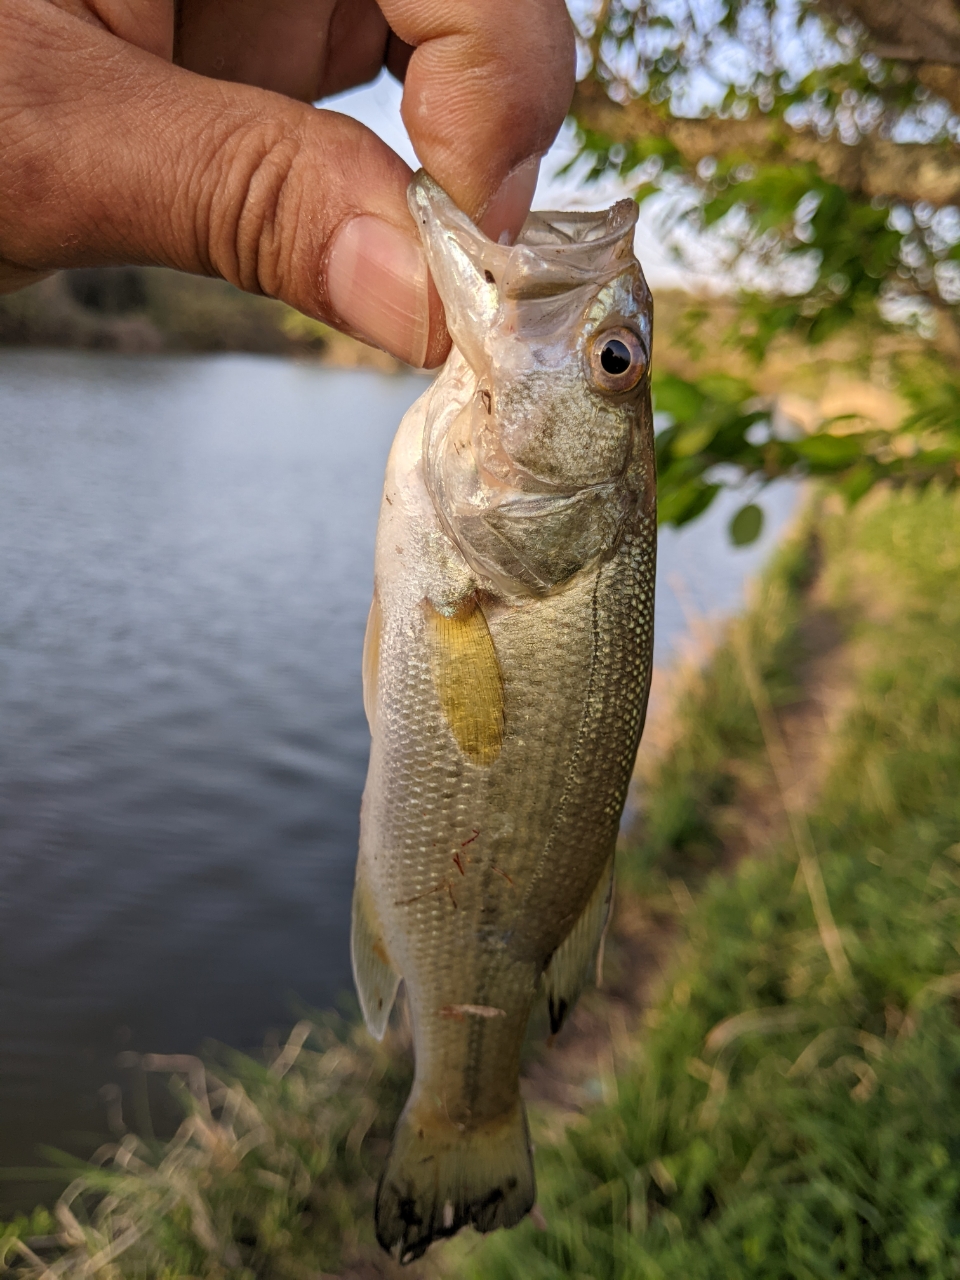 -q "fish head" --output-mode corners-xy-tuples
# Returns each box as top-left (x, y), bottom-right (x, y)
(409, 172), (654, 597)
